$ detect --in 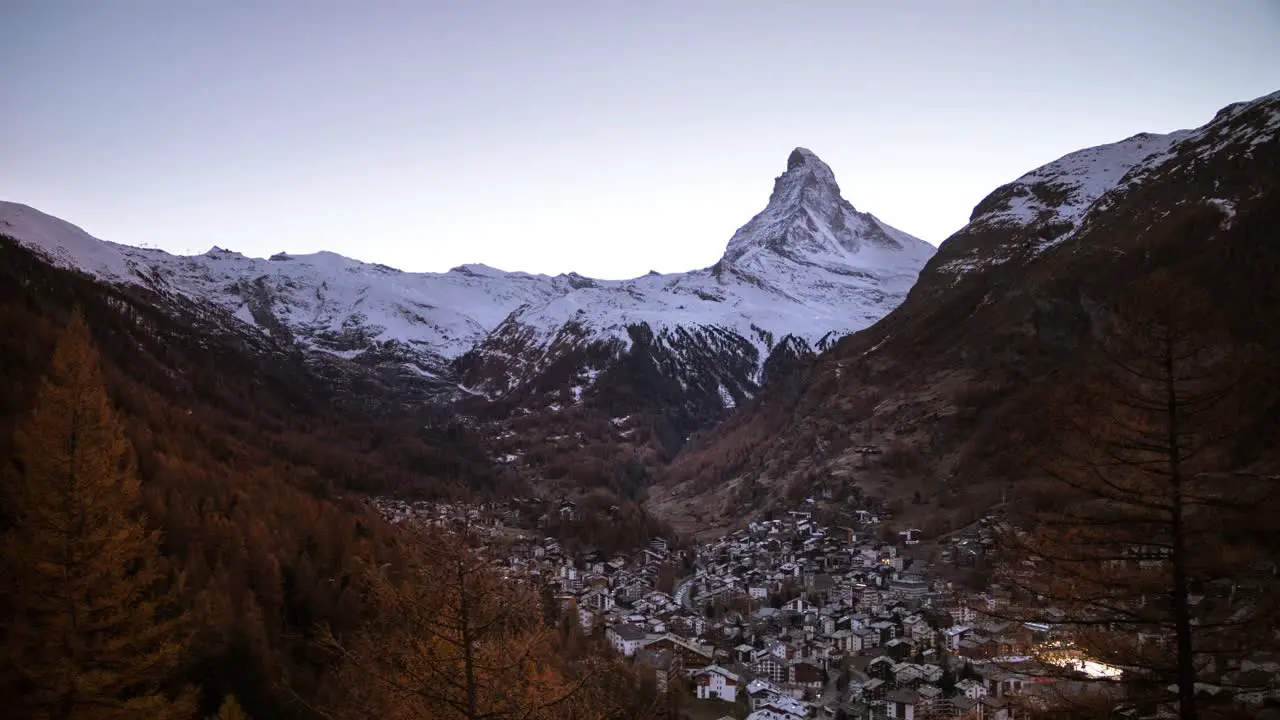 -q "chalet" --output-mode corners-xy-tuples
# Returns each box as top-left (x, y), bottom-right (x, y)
(957, 635), (999, 660)
(905, 615), (933, 643)
(884, 637), (912, 661)
(949, 696), (979, 718)
(783, 596), (816, 613)
(948, 602), (977, 625)
(831, 629), (860, 653)
(978, 695), (1012, 719)
(607, 623), (649, 657)
(634, 648), (682, 694)
(1012, 621), (1052, 653)
(694, 665), (741, 703)
(871, 620), (897, 644)
(884, 688), (919, 719)
(956, 678), (987, 699)
(788, 660), (825, 691)
(579, 587), (613, 611)
(642, 633), (715, 669)
(756, 655), (786, 684)
(747, 678), (785, 709)
(748, 696), (808, 719)
(867, 655), (896, 681)
(892, 662), (923, 689)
